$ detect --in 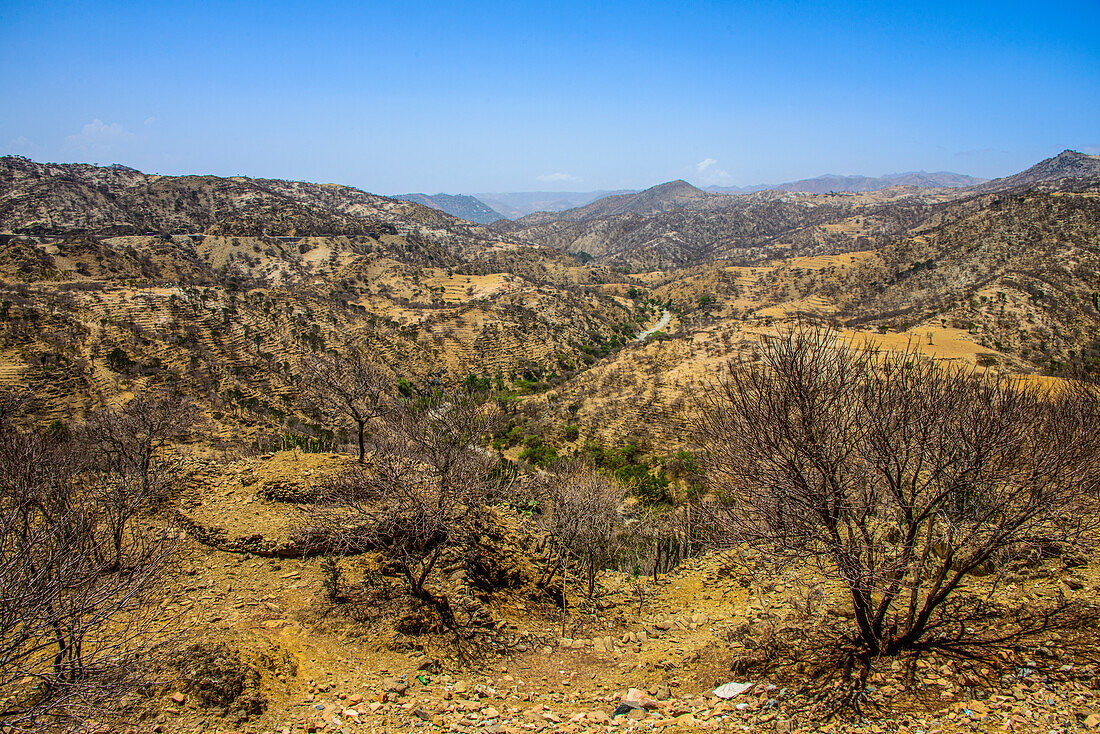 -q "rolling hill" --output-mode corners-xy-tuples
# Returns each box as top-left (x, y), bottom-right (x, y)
(393, 192), (505, 224)
(2, 150), (1098, 443)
